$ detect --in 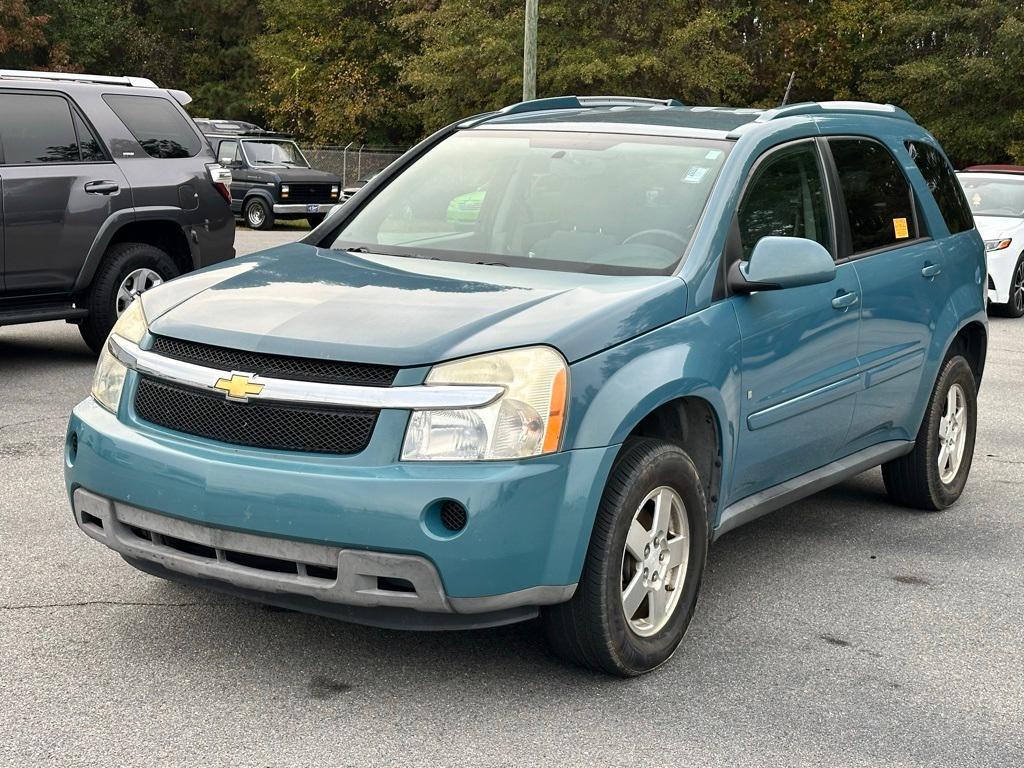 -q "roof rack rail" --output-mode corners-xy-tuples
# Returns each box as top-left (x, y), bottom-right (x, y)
(755, 100), (915, 124)
(0, 69), (158, 89)
(460, 94), (684, 127)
